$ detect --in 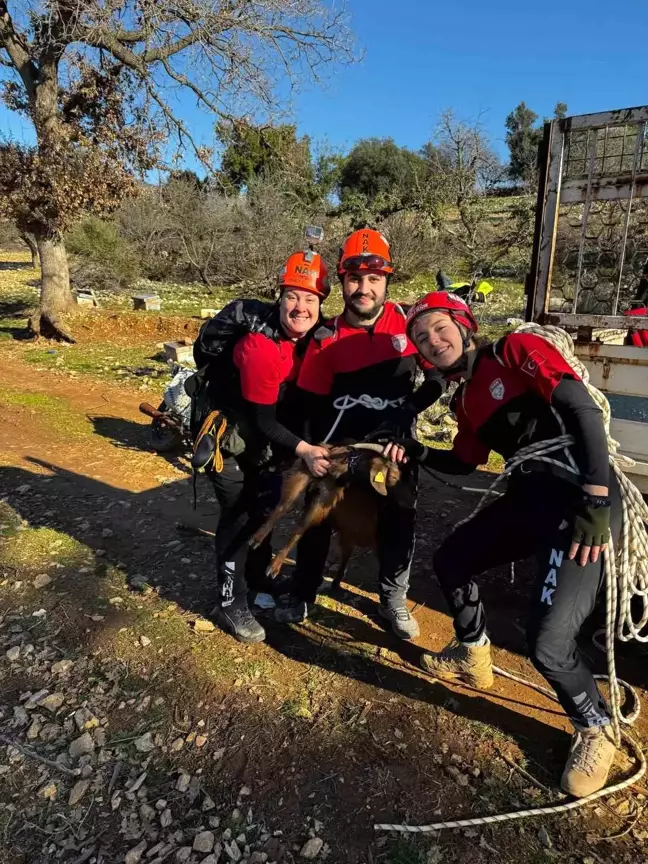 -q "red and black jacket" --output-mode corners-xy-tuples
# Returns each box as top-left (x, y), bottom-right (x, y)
(421, 332), (610, 488)
(297, 302), (444, 442)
